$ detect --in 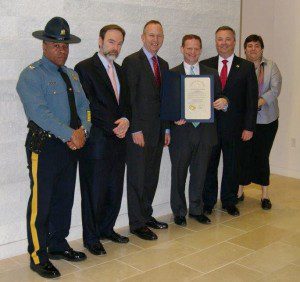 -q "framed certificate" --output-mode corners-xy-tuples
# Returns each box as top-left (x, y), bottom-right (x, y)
(161, 71), (214, 123)
(181, 75), (214, 122)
